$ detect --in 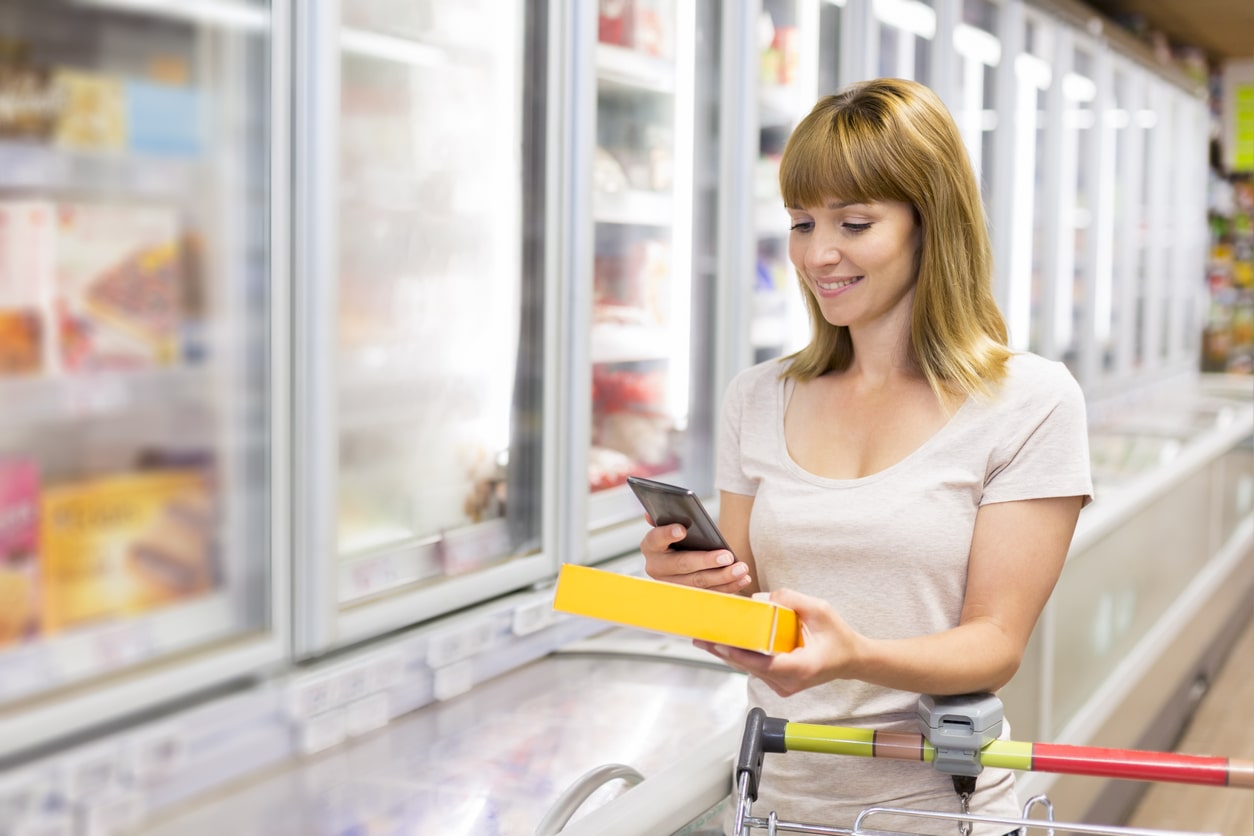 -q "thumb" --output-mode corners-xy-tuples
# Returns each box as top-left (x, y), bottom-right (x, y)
(767, 587), (822, 617)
